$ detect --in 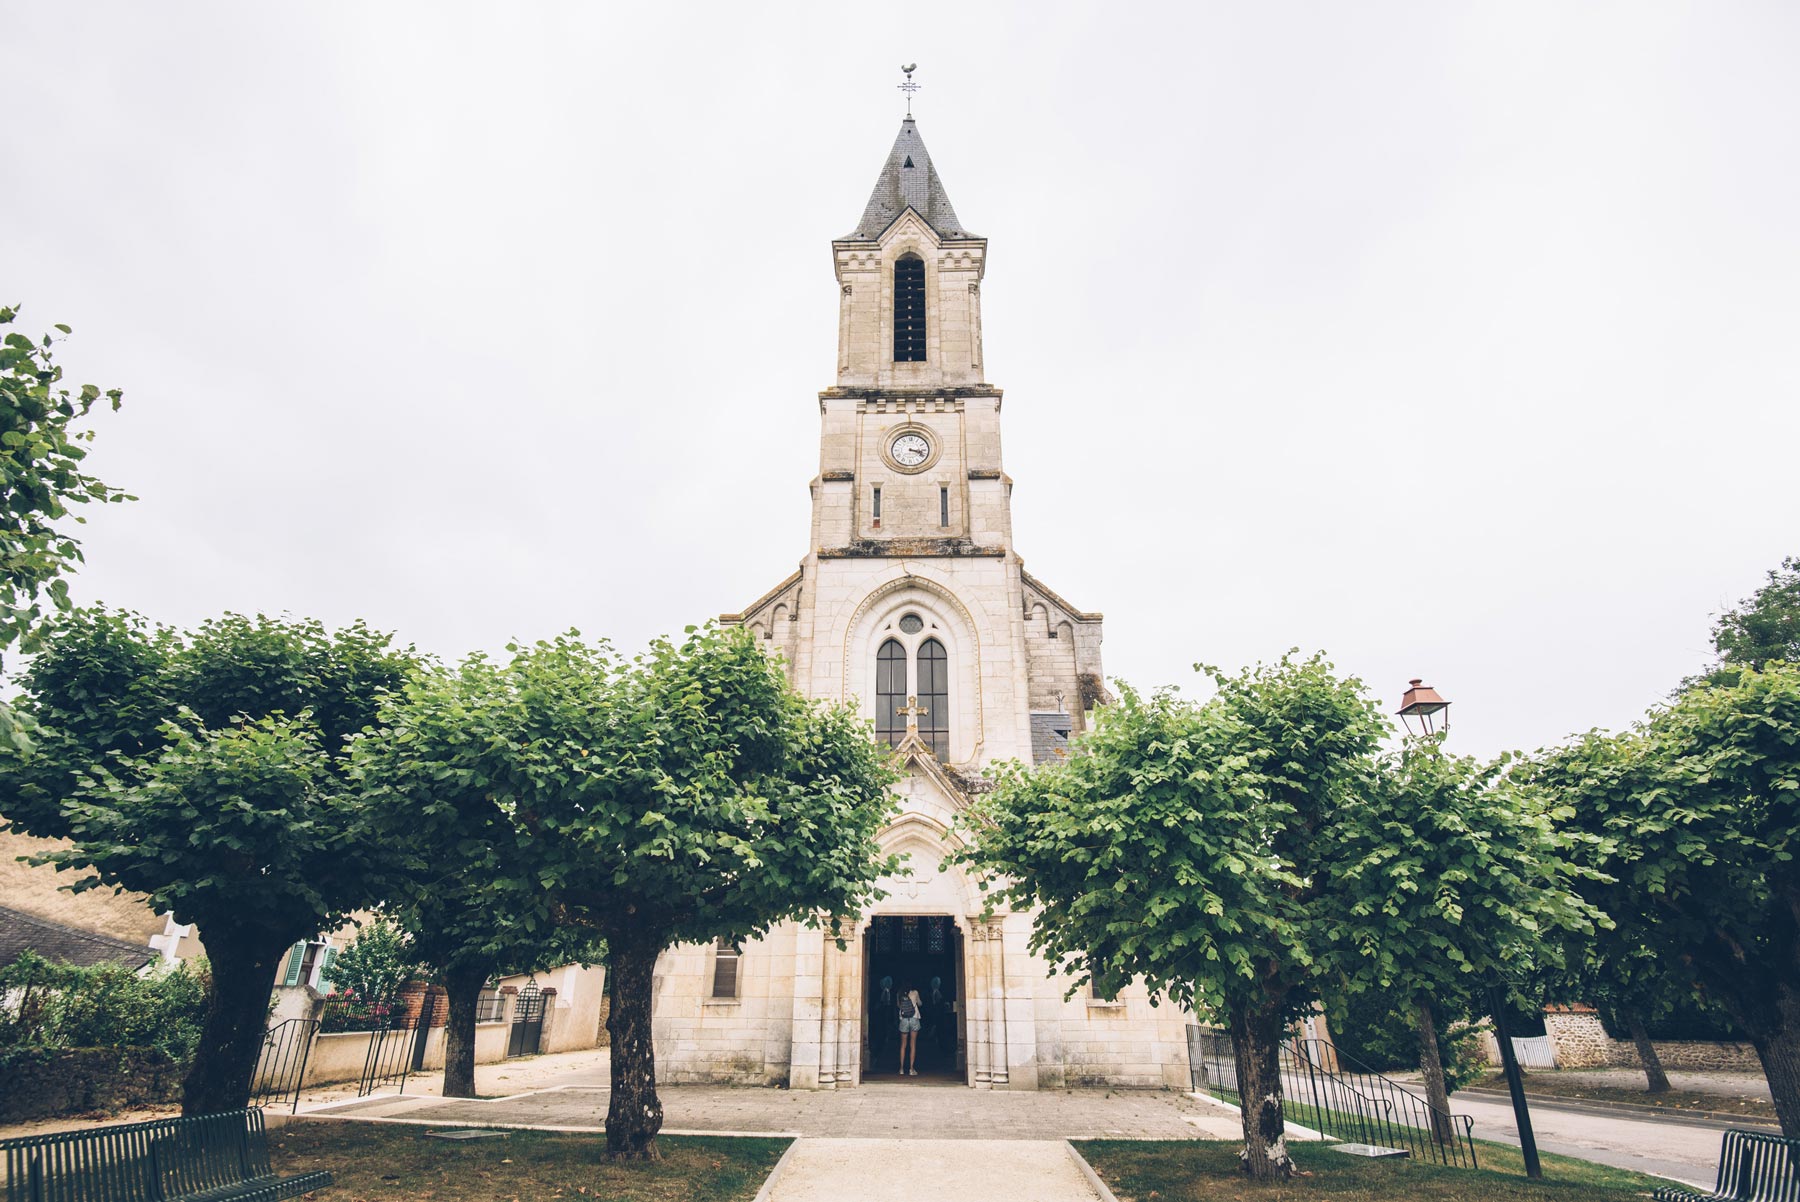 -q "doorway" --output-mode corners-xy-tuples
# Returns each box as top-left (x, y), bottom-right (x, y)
(863, 915), (963, 1081)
